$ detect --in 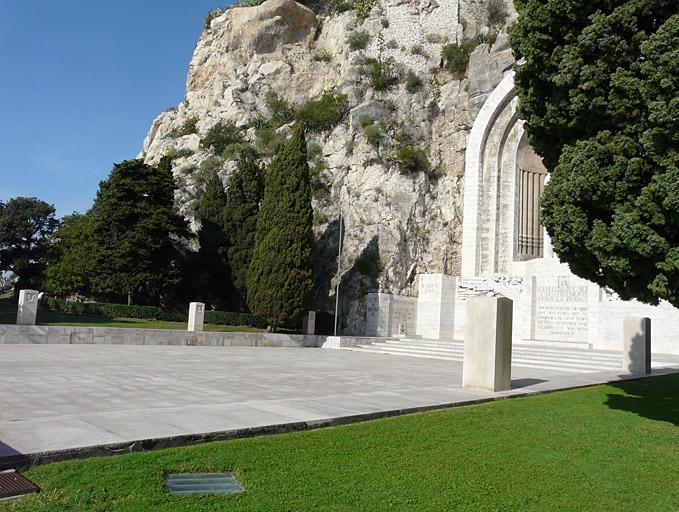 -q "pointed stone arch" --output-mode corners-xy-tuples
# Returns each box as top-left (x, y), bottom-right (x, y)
(460, 72), (550, 277)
